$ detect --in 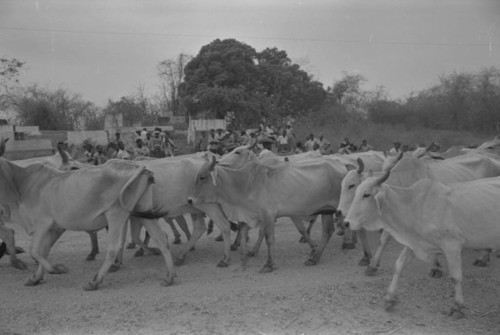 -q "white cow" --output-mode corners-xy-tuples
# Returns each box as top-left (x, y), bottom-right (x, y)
(345, 170), (500, 318)
(337, 152), (500, 275)
(129, 152), (234, 267)
(0, 138), (174, 290)
(187, 152), (352, 272)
